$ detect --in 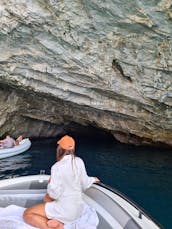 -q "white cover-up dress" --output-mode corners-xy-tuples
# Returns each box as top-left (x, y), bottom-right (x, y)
(45, 155), (95, 224)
